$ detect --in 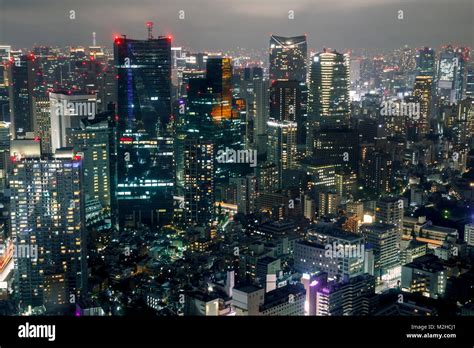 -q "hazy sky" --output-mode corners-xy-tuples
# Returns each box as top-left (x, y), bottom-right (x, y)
(0, 0), (473, 51)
